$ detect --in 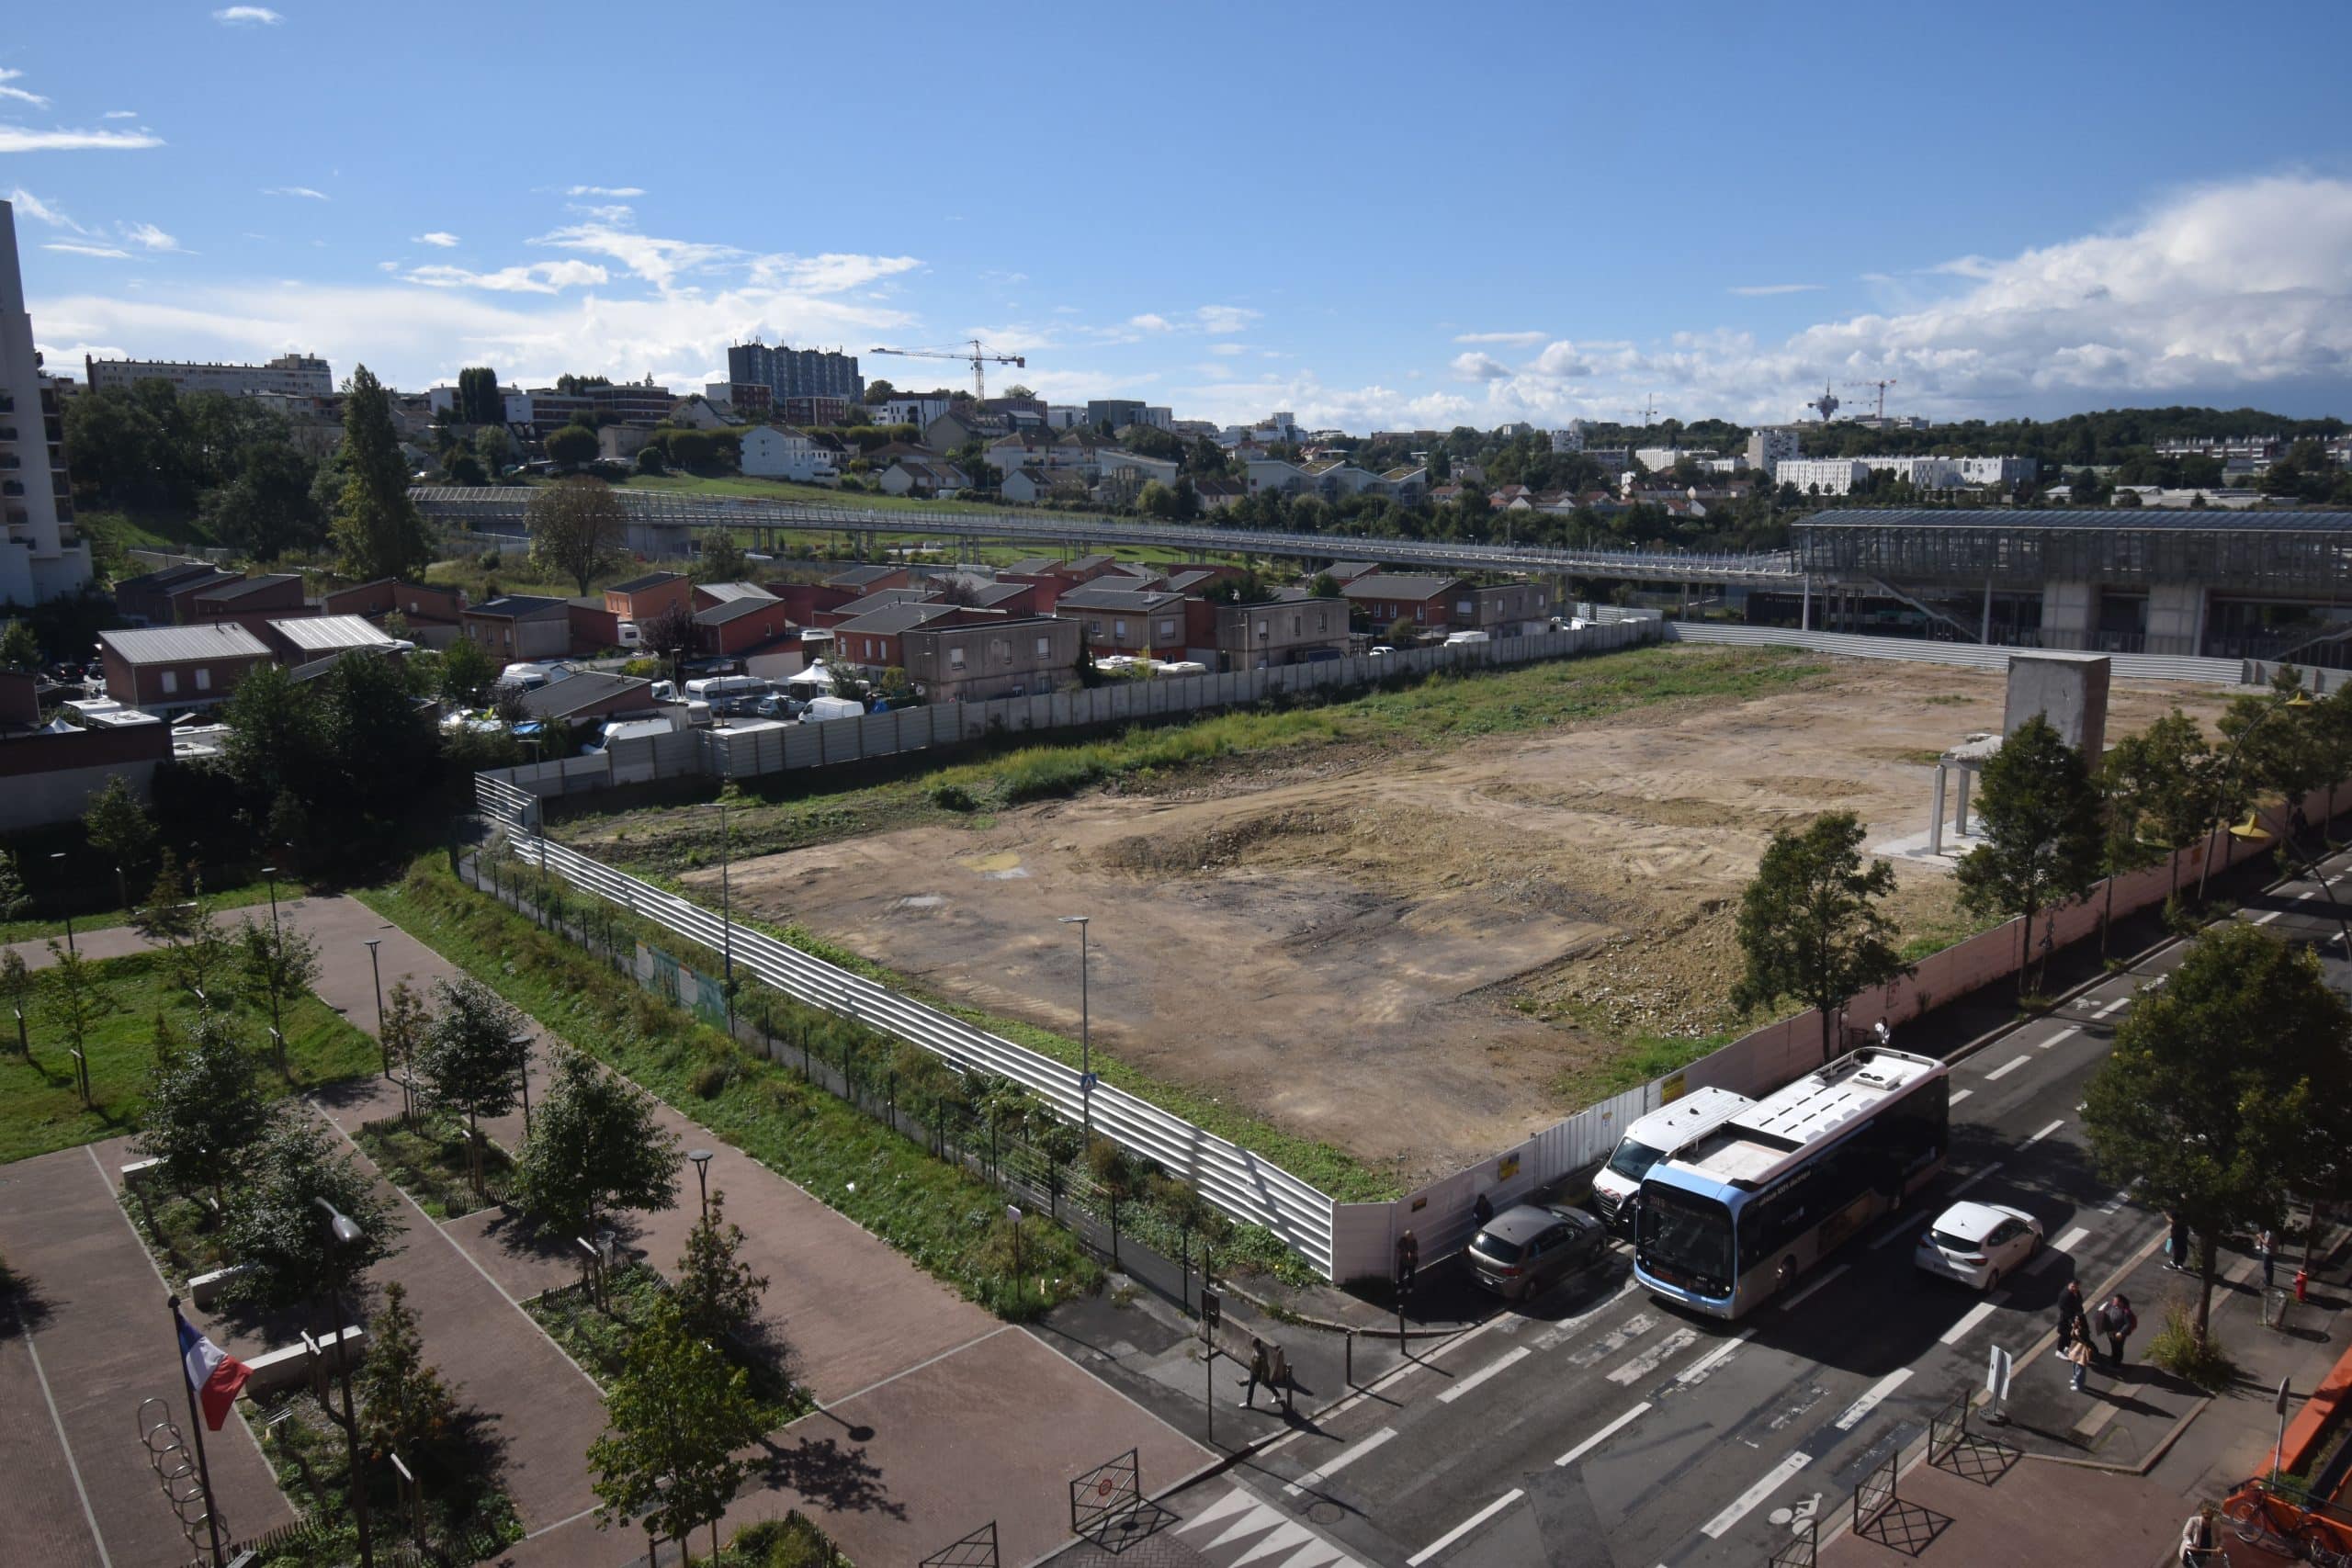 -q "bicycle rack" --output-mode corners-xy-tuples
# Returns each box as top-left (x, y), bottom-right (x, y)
(134, 1393), (225, 1548)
